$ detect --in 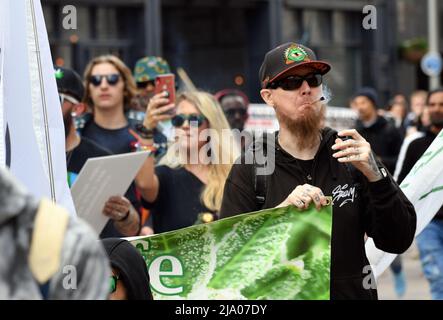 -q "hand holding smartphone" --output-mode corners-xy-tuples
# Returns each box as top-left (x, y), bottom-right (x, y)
(154, 74), (176, 114)
(153, 74), (176, 140)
